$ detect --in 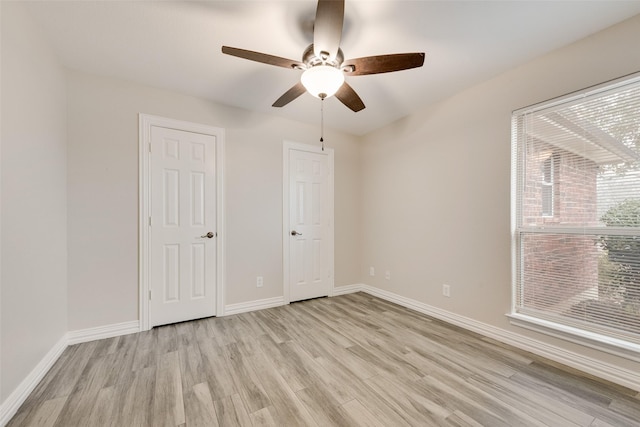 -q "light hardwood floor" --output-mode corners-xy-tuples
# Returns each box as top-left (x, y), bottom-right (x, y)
(8, 292), (640, 426)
